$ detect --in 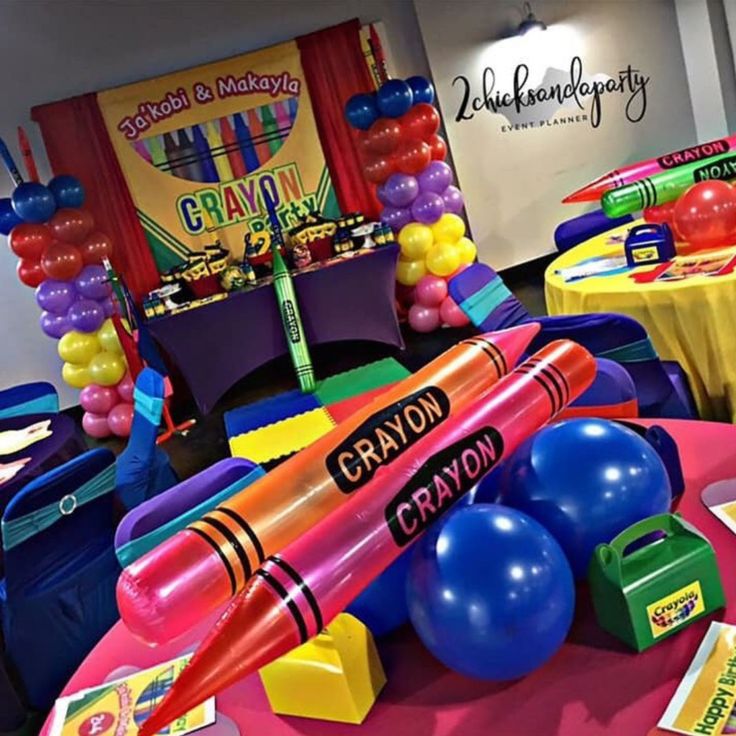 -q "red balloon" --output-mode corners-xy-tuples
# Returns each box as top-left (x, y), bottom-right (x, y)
(355, 130), (373, 158)
(362, 155), (395, 184)
(79, 231), (114, 264)
(394, 140), (432, 175)
(48, 208), (94, 244)
(643, 200), (677, 226)
(400, 103), (440, 141)
(428, 134), (448, 161)
(17, 258), (45, 287)
(8, 223), (53, 260)
(673, 180), (736, 249)
(41, 242), (83, 280)
(365, 117), (403, 156)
